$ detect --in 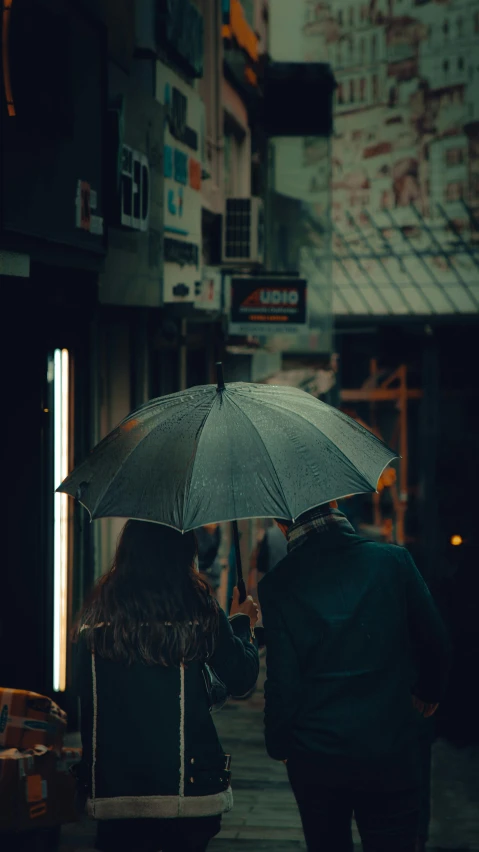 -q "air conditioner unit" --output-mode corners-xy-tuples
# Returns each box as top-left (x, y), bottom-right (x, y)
(222, 197), (264, 265)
